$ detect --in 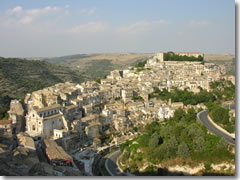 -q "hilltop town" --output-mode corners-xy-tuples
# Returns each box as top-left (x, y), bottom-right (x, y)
(0, 52), (235, 175)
